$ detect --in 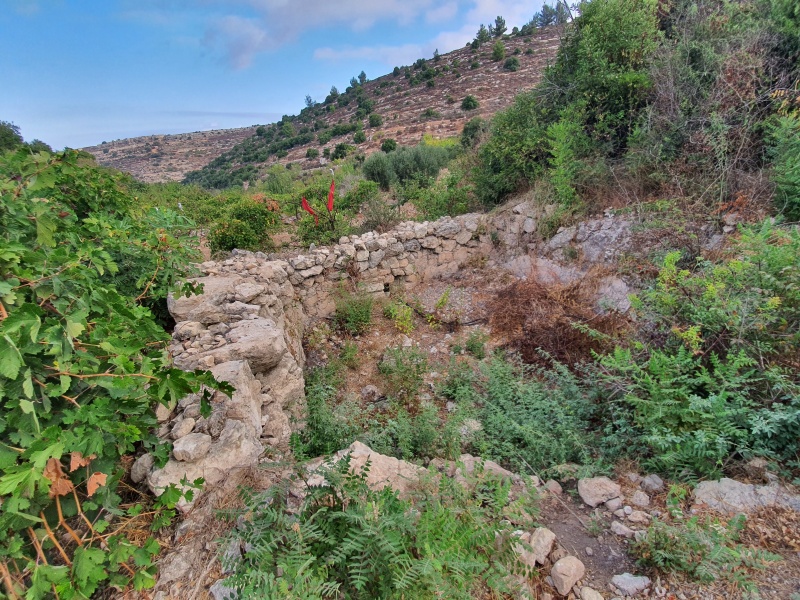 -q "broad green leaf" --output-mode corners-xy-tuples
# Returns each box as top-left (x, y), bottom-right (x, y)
(22, 369), (34, 398)
(19, 399), (35, 414)
(0, 335), (22, 379)
(35, 209), (58, 248)
(65, 319), (85, 339)
(0, 468), (39, 497)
